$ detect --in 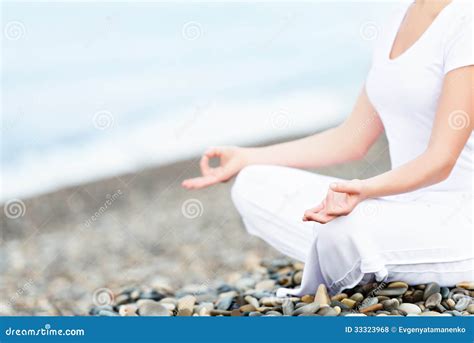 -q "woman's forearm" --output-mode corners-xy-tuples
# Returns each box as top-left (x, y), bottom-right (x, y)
(242, 126), (366, 169)
(362, 151), (455, 198)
